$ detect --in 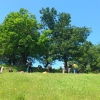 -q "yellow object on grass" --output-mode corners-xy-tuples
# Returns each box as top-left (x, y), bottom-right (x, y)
(43, 71), (48, 74)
